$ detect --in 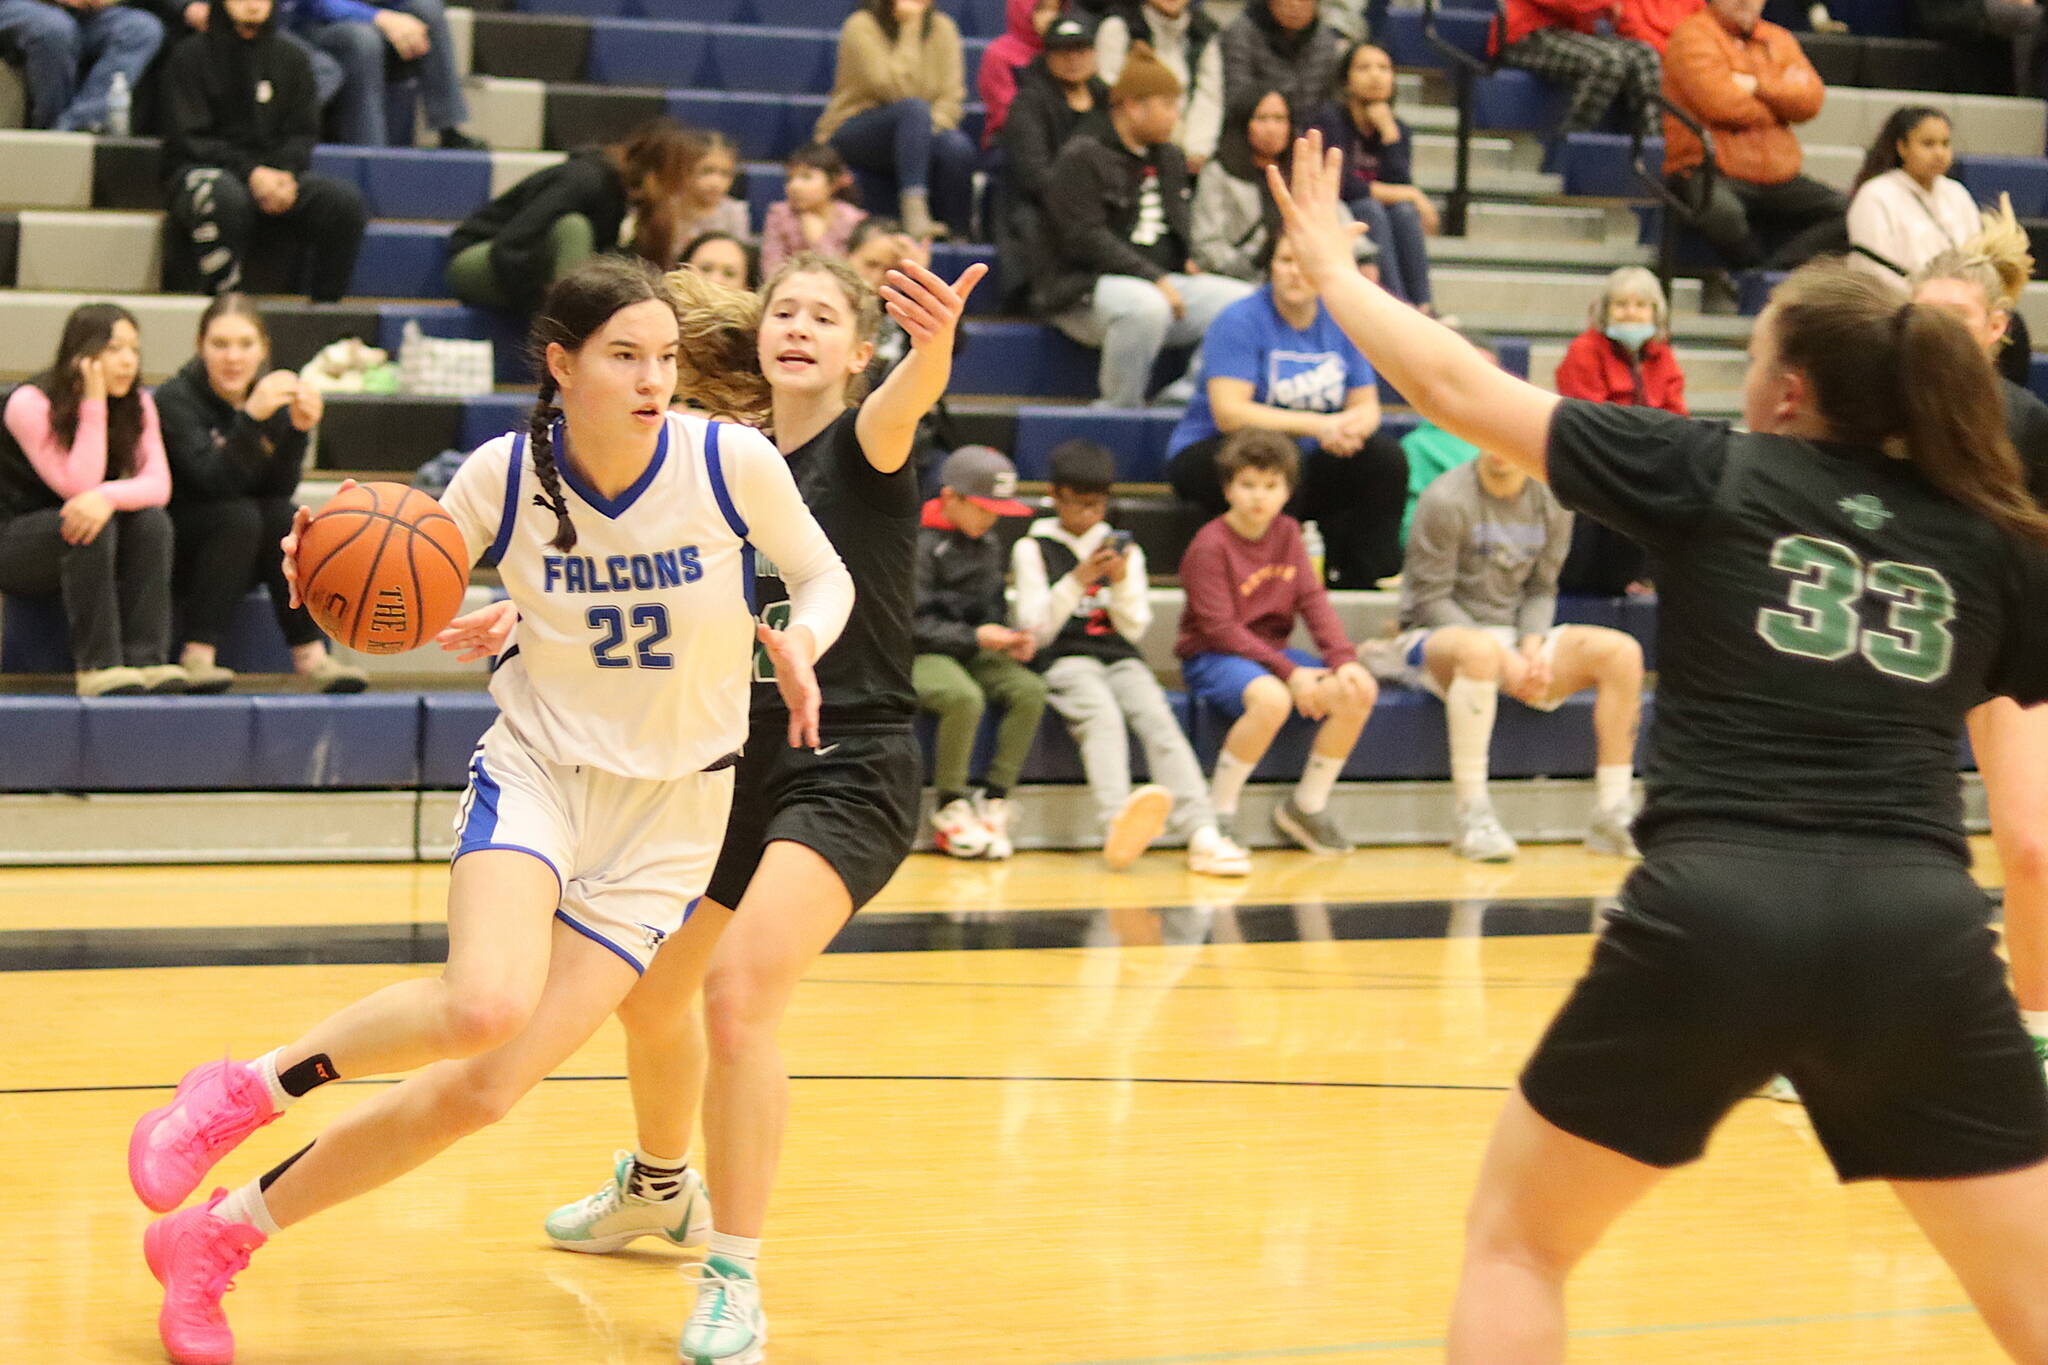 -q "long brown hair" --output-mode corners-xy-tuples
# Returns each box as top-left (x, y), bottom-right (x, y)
(604, 118), (701, 268)
(525, 255), (675, 553)
(1768, 260), (2048, 546)
(865, 0), (932, 42)
(38, 303), (144, 479)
